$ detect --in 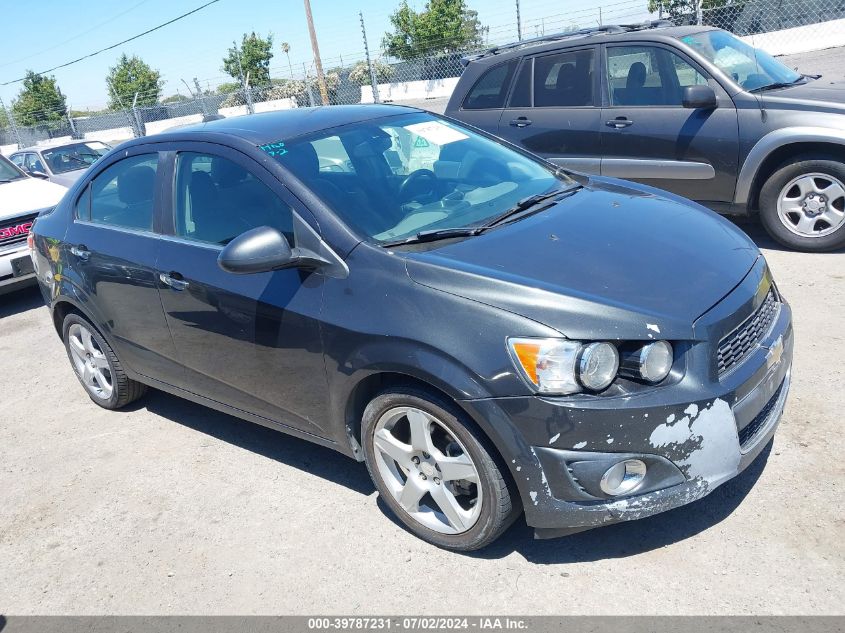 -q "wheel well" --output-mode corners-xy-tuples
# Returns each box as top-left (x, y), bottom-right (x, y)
(51, 300), (81, 337)
(345, 372), (458, 451)
(748, 142), (845, 212)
